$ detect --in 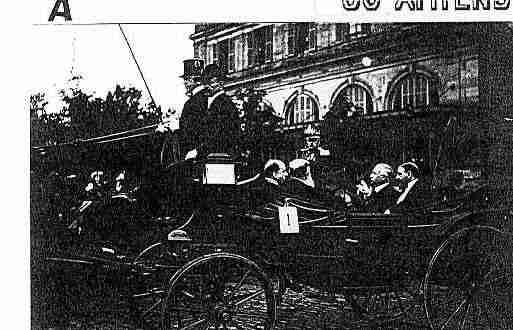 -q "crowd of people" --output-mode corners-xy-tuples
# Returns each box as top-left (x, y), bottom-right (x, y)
(176, 59), (433, 214)
(253, 158), (431, 214)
